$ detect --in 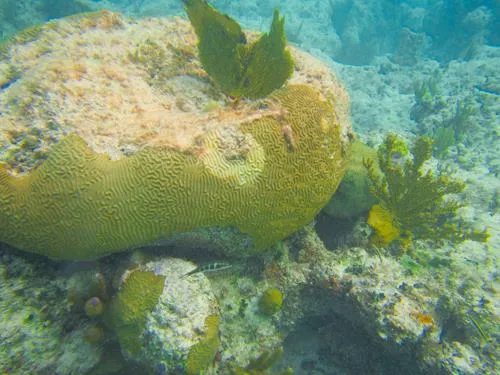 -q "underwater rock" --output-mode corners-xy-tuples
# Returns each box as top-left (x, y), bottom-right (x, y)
(106, 257), (220, 374)
(391, 27), (426, 66)
(0, 11), (352, 260)
(0, 248), (104, 374)
(274, 226), (498, 375)
(324, 139), (379, 219)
